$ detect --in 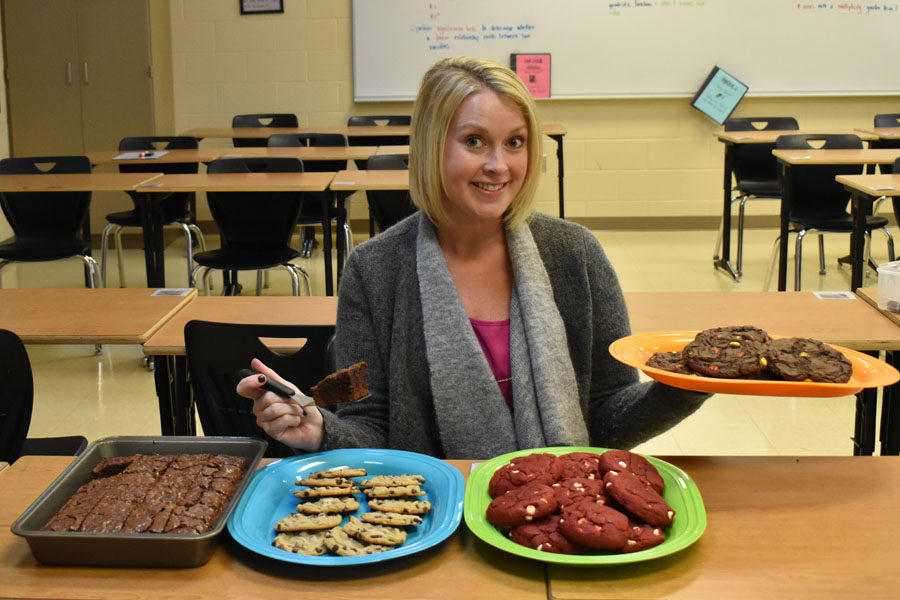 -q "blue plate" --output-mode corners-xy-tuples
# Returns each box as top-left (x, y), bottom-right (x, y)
(227, 448), (464, 565)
